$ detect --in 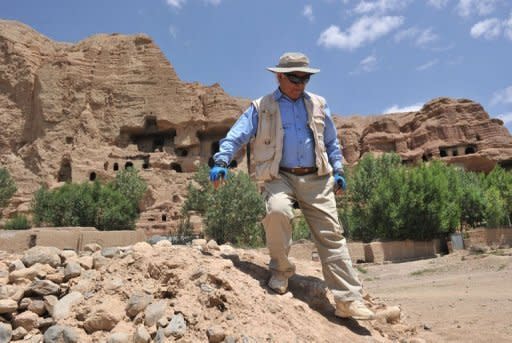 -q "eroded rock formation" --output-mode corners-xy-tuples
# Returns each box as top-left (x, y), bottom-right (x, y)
(0, 20), (249, 234)
(335, 97), (512, 171)
(1, 20), (512, 235)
